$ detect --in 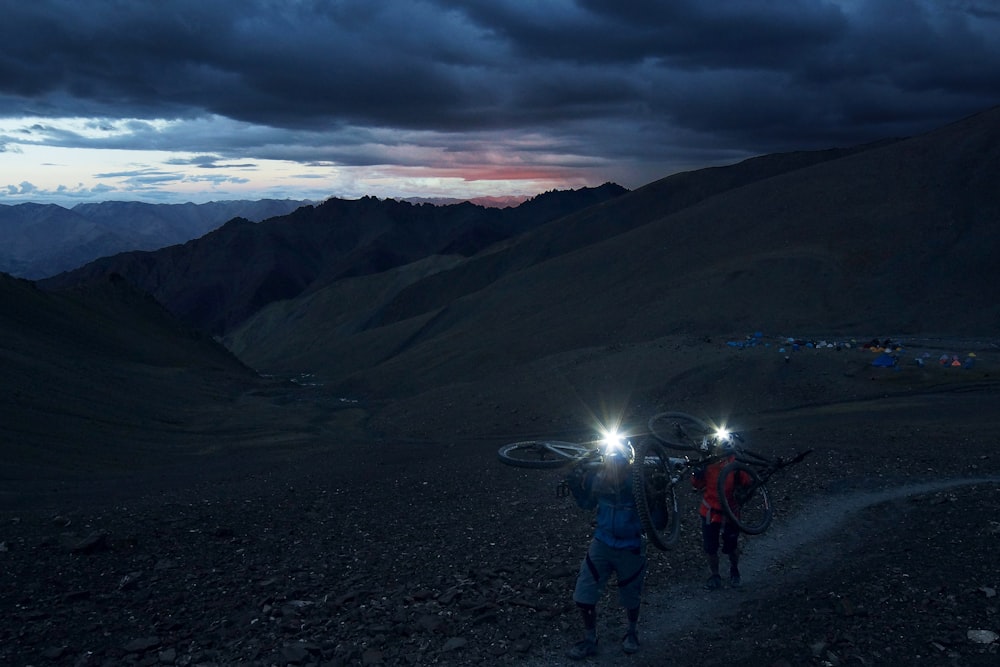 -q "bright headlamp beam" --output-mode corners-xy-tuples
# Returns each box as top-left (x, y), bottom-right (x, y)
(600, 428), (624, 453)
